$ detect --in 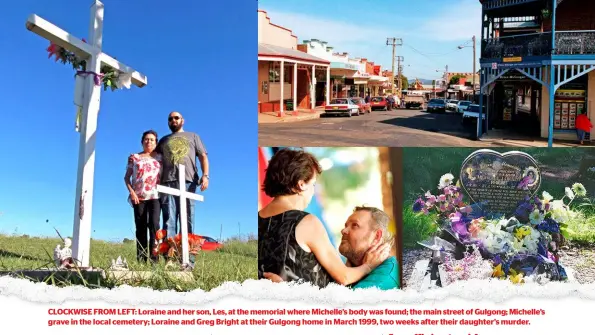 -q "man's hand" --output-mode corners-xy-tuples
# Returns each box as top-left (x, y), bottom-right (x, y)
(200, 176), (209, 191)
(263, 272), (284, 283)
